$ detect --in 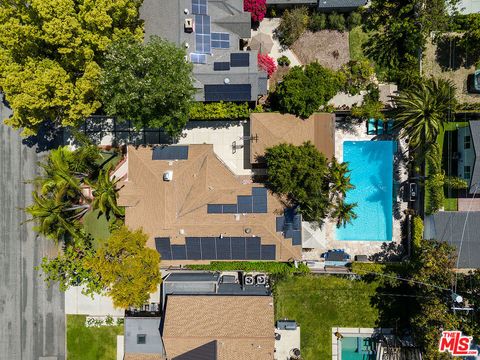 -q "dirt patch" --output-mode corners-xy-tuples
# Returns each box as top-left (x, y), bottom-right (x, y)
(291, 30), (350, 70)
(423, 34), (480, 104)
